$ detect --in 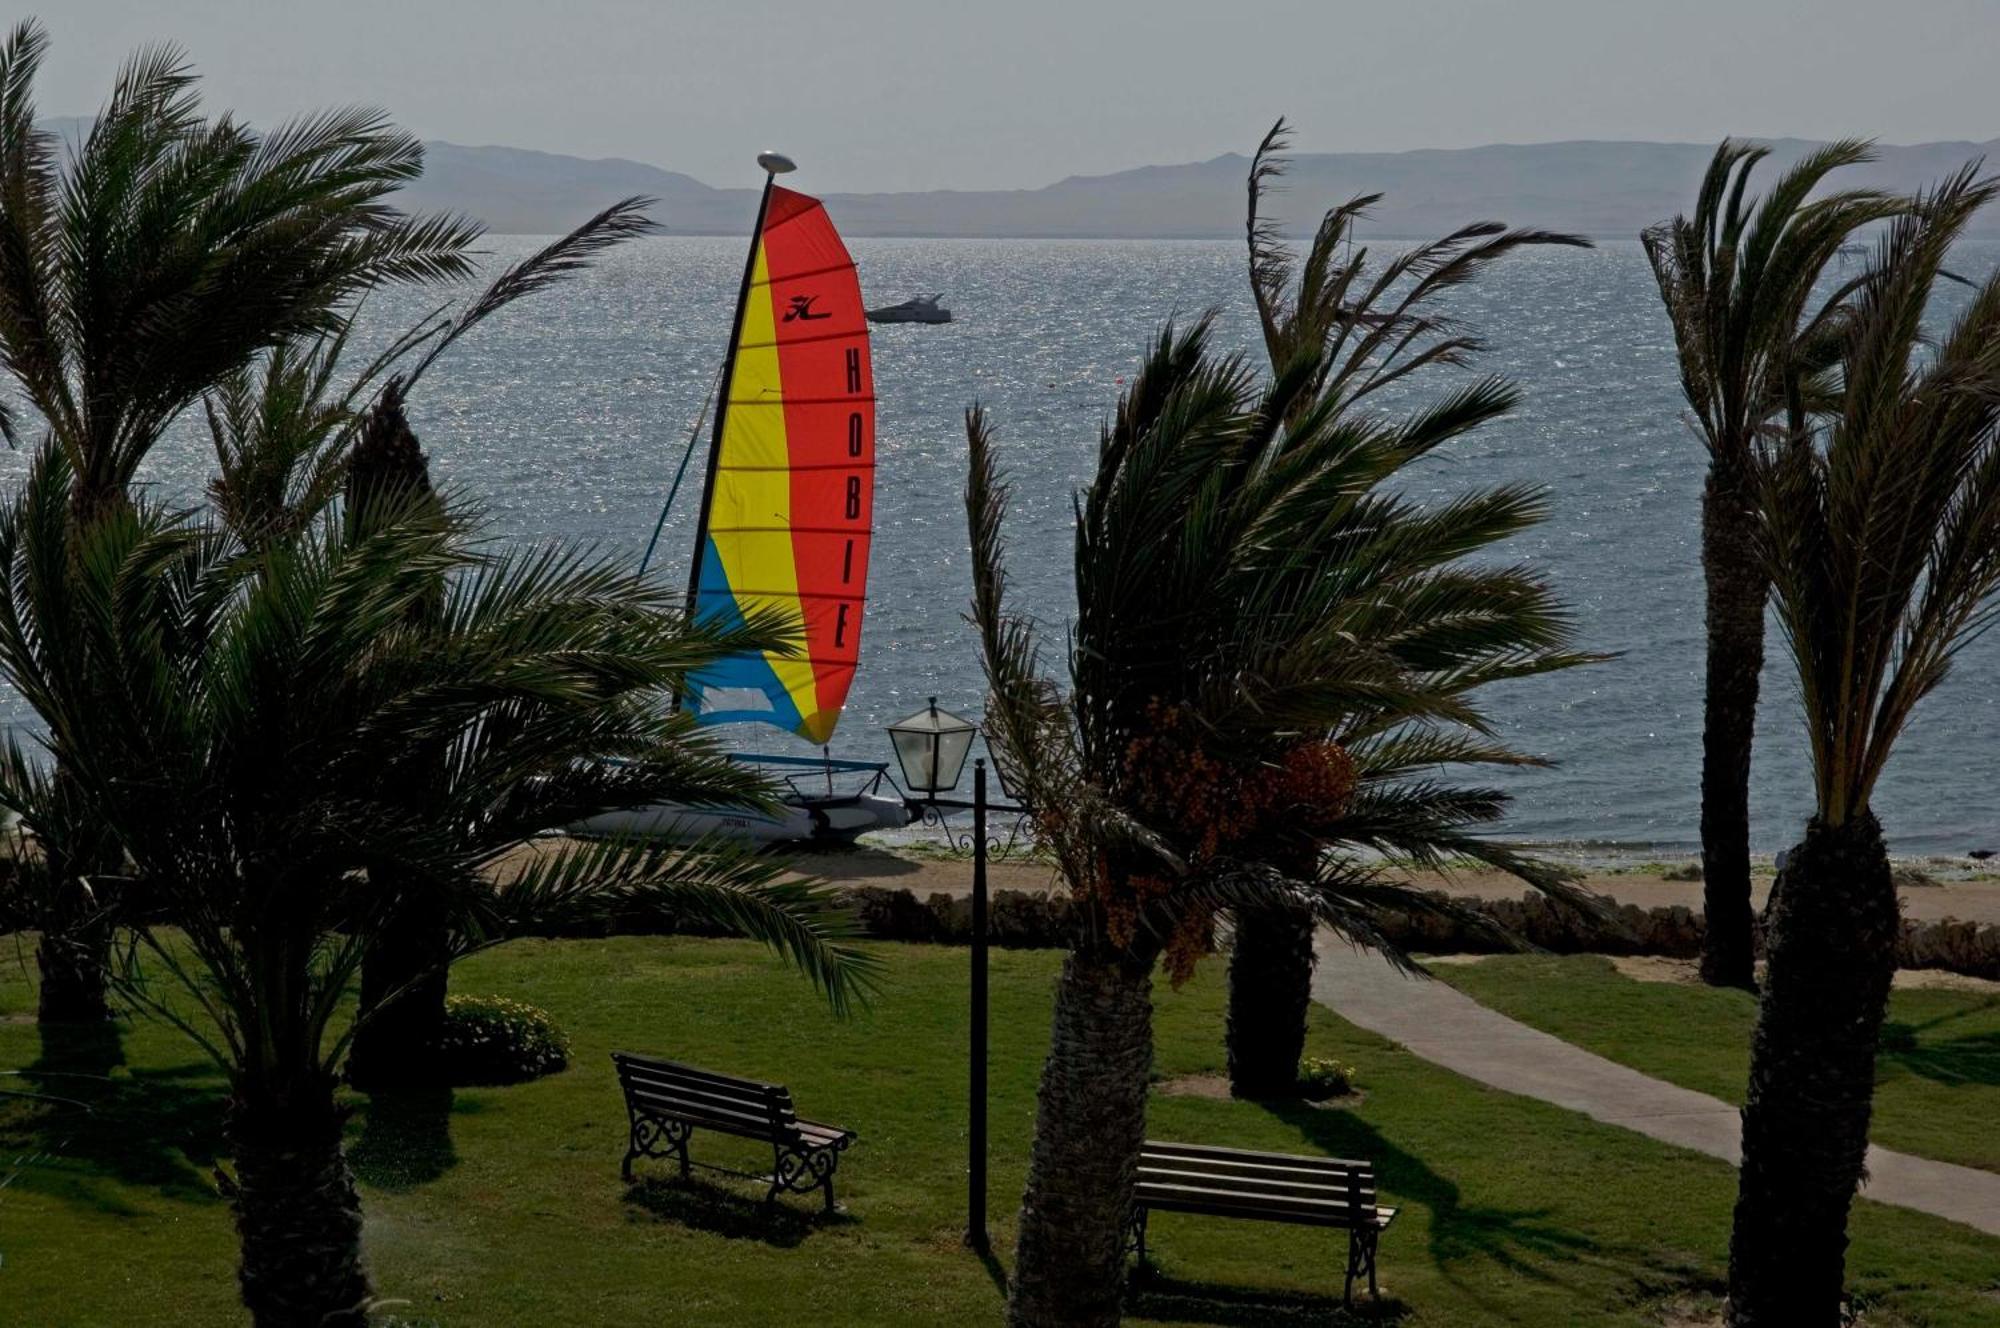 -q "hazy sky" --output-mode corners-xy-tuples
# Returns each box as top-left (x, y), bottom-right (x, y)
(36, 0), (2000, 193)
